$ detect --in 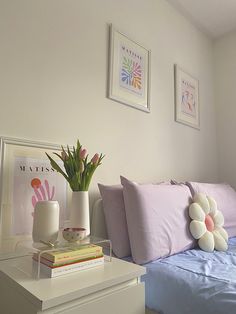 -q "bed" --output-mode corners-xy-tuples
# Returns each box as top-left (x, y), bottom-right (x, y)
(143, 237), (236, 314)
(92, 179), (236, 314)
